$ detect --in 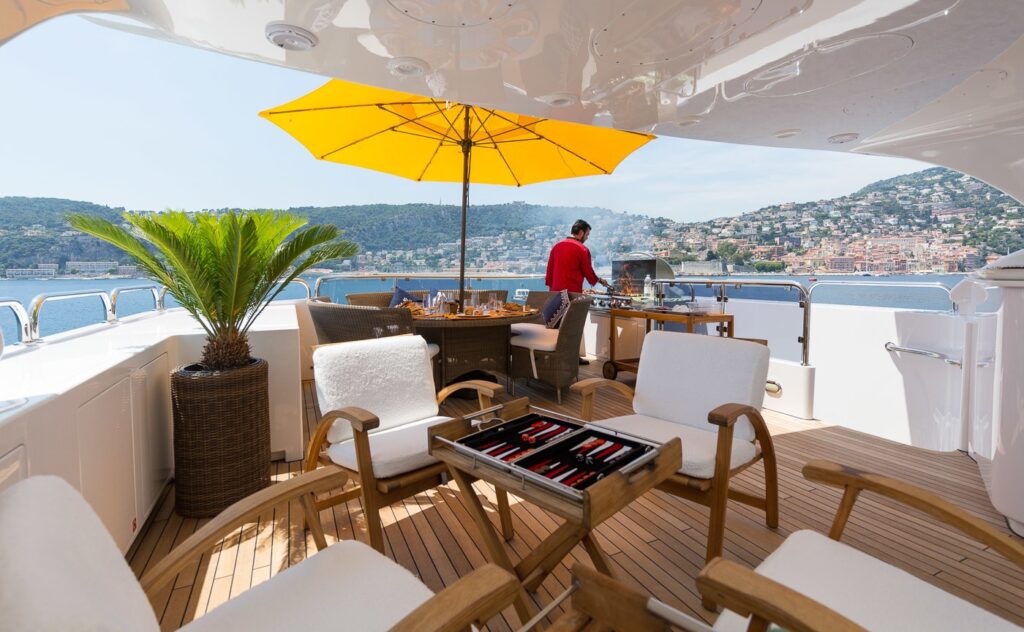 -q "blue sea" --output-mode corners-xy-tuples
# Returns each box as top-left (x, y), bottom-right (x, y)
(0, 273), (973, 348)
